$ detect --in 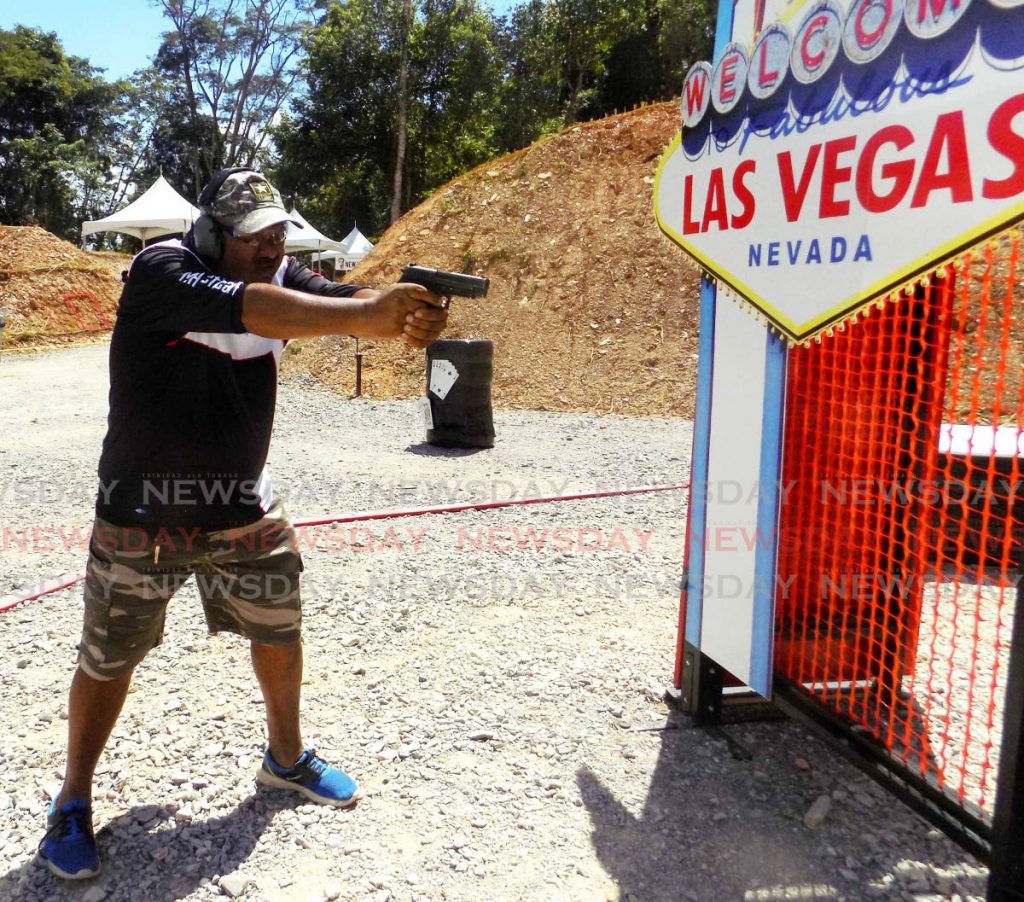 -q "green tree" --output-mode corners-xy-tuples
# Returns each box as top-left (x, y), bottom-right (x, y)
(597, 0), (716, 114)
(0, 26), (130, 238)
(273, 0), (714, 234)
(151, 0), (316, 197)
(495, 0), (562, 151)
(599, 0), (664, 113)
(656, 0), (715, 93)
(495, 0), (710, 144)
(391, 0), (413, 223)
(549, 0), (634, 124)
(274, 0), (502, 238)
(107, 65), (223, 210)
(274, 0), (405, 237)
(415, 0), (503, 192)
